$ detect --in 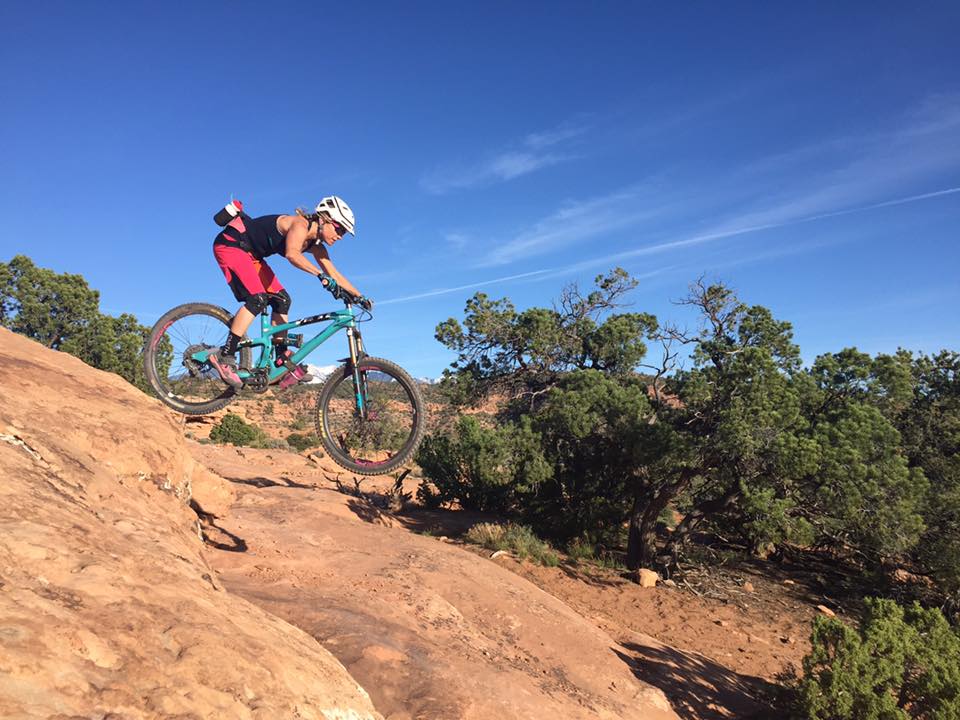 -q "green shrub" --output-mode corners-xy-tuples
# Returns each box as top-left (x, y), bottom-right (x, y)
(464, 522), (559, 566)
(793, 598), (960, 719)
(289, 416), (308, 431)
(415, 415), (550, 513)
(210, 413), (271, 448)
(286, 432), (320, 452)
